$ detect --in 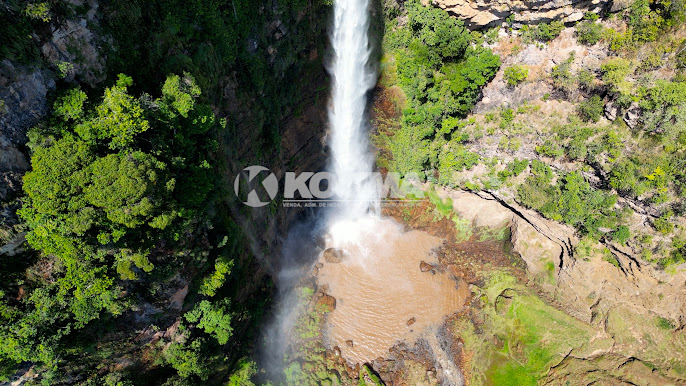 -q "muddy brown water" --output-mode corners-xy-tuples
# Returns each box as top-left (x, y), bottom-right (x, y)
(317, 217), (470, 364)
